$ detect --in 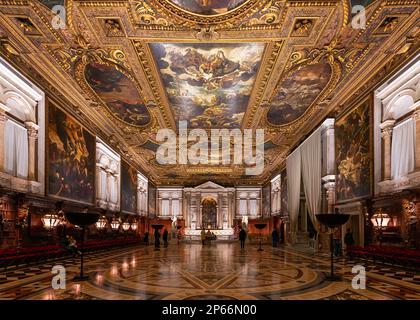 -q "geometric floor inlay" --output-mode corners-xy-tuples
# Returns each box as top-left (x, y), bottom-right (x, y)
(0, 243), (419, 300)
